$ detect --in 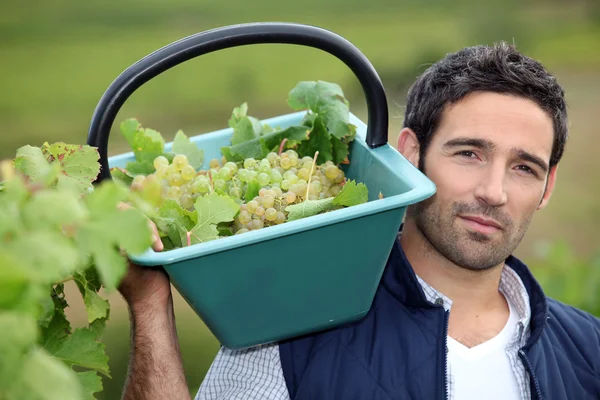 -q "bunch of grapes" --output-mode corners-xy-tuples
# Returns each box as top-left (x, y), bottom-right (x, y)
(130, 149), (347, 235)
